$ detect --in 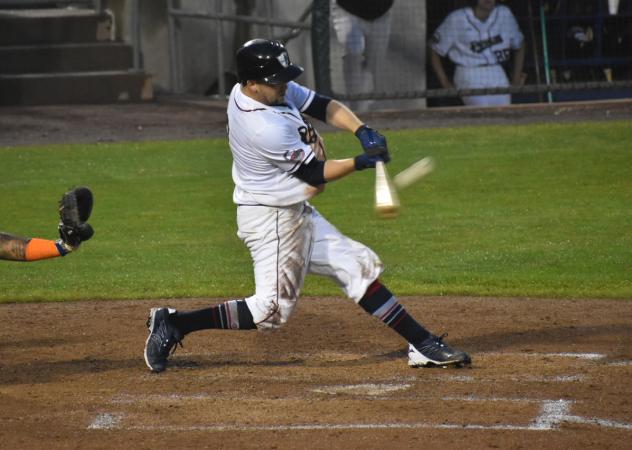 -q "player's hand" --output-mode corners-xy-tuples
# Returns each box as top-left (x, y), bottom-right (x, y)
(354, 125), (390, 169)
(355, 125), (388, 156)
(354, 125), (390, 170)
(354, 148), (391, 170)
(58, 222), (94, 250)
(58, 186), (95, 251)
